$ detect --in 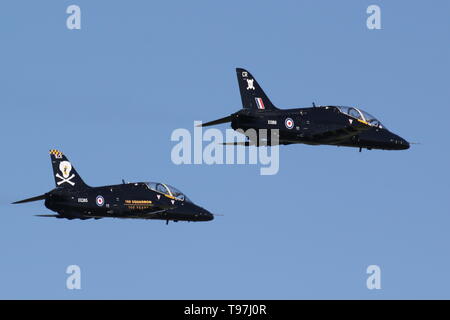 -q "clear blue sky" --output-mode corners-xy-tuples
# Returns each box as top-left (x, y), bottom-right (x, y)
(0, 0), (449, 299)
